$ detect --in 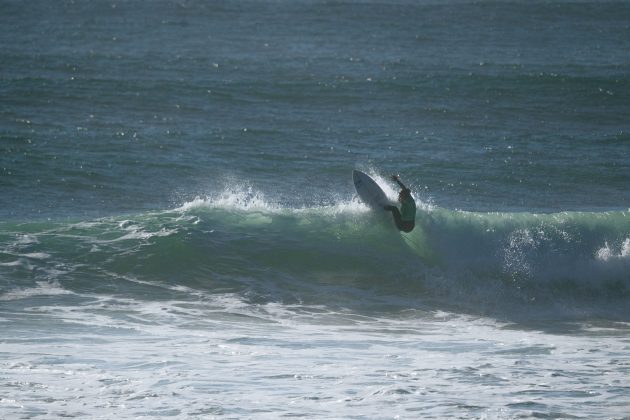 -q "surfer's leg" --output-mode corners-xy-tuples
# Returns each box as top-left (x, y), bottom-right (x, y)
(399, 222), (414, 233)
(385, 206), (404, 230)
(384, 206), (415, 232)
